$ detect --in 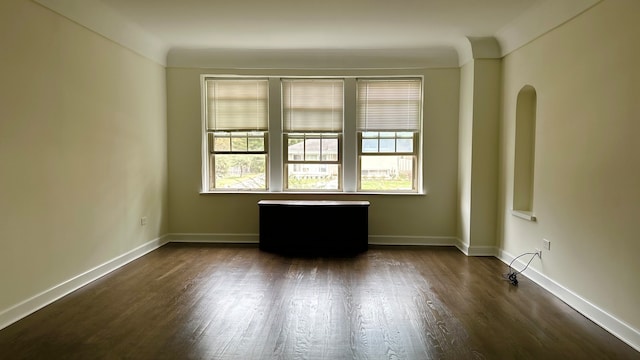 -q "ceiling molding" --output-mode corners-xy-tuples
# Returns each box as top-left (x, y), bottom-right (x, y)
(495, 0), (602, 56)
(33, 0), (168, 66)
(166, 47), (460, 70)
